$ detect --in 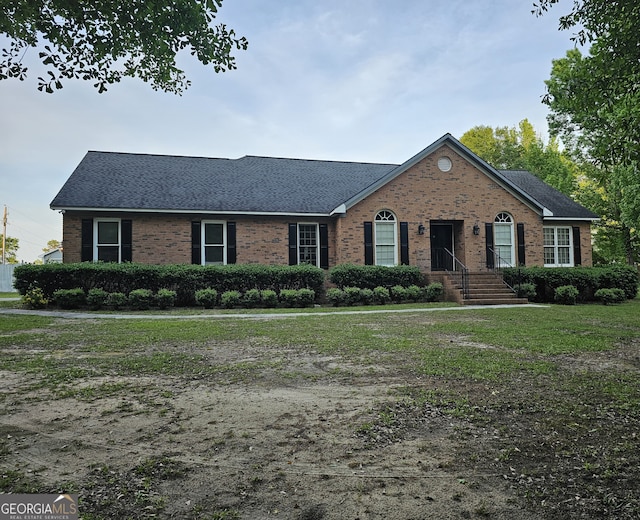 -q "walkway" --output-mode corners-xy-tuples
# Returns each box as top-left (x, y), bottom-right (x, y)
(0, 303), (548, 320)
